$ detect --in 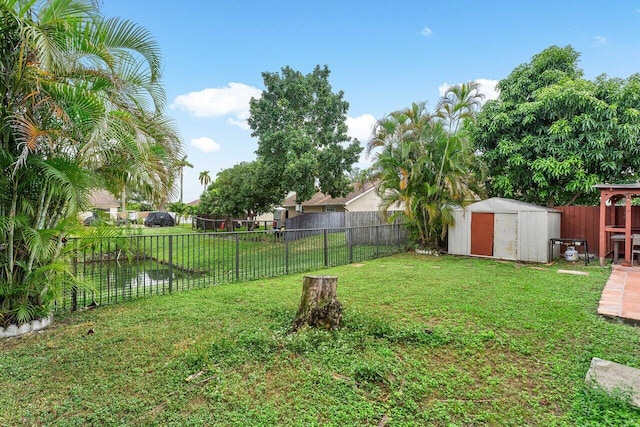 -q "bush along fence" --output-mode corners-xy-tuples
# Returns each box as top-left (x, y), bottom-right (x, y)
(61, 224), (408, 312)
